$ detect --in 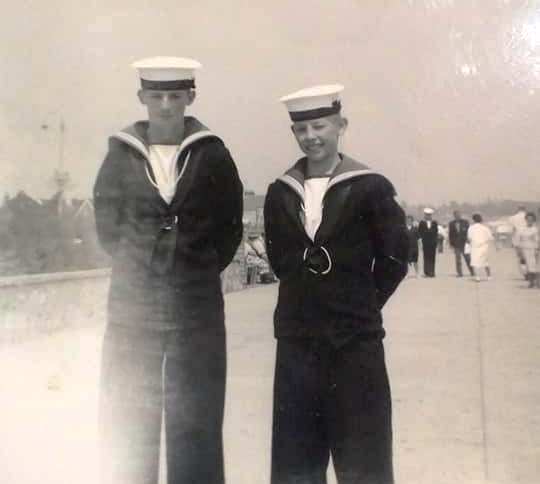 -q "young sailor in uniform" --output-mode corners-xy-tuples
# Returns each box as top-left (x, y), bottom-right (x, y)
(264, 84), (408, 484)
(93, 57), (243, 484)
